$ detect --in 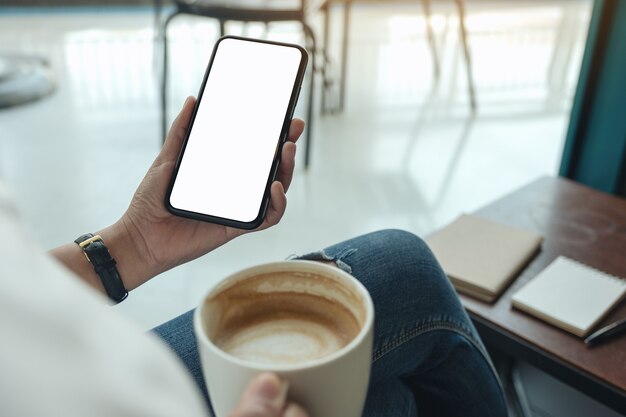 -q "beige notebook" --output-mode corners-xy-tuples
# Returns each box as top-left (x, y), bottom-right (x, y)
(512, 256), (626, 337)
(427, 214), (543, 303)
